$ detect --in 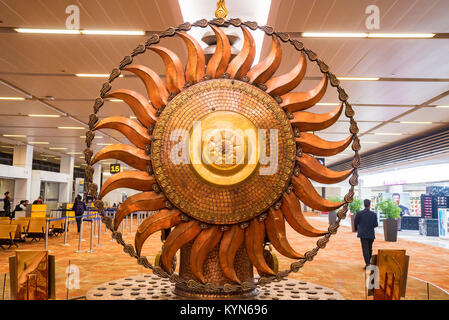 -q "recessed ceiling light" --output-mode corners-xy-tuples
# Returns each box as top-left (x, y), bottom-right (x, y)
(74, 165), (80, 168)
(301, 32), (435, 39)
(97, 143), (113, 146)
(315, 102), (340, 106)
(109, 99), (123, 102)
(75, 73), (124, 78)
(368, 33), (435, 38)
(28, 114), (60, 117)
(80, 135), (103, 139)
(362, 141), (380, 144)
(80, 30), (145, 36)
(15, 28), (80, 34)
(436, 105), (449, 108)
(2, 134), (26, 138)
(337, 77), (380, 81)
(0, 97), (25, 101)
(130, 116), (137, 119)
(58, 126), (85, 130)
(399, 121), (433, 124)
(49, 147), (67, 150)
(302, 32), (367, 38)
(15, 28), (145, 36)
(0, 145), (15, 148)
(28, 141), (50, 144)
(67, 152), (83, 155)
(374, 133), (402, 136)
